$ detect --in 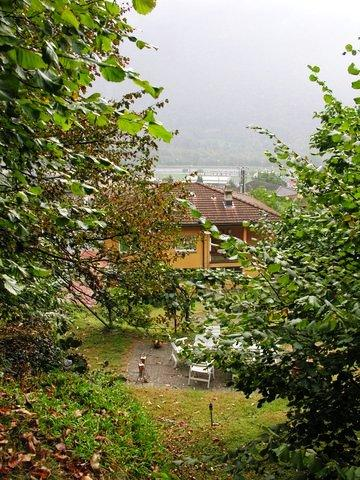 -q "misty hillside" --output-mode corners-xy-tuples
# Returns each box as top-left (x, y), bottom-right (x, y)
(97, 0), (359, 167)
